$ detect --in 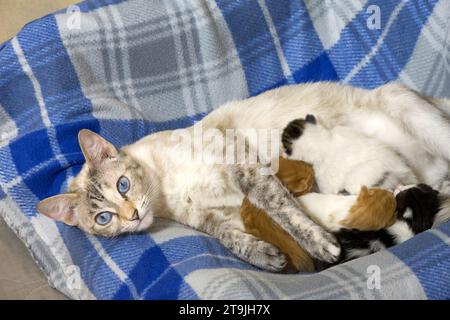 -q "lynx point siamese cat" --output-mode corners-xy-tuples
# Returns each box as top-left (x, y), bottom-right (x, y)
(37, 82), (450, 272)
